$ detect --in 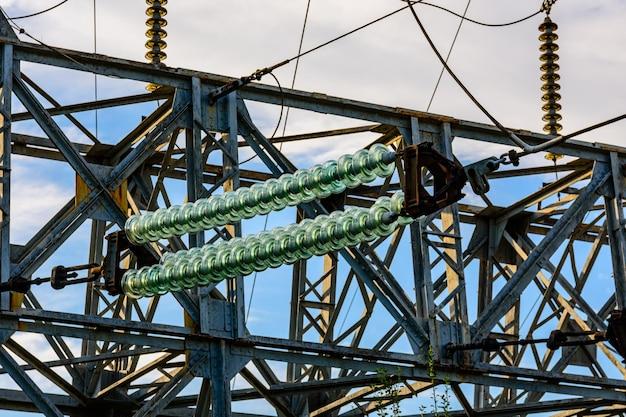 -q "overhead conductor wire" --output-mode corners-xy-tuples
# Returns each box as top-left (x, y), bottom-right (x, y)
(407, 0), (625, 159)
(288, 1), (539, 64)
(8, 0), (70, 20)
(406, 1), (530, 153)
(425, 0), (472, 111)
(0, 7), (122, 82)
